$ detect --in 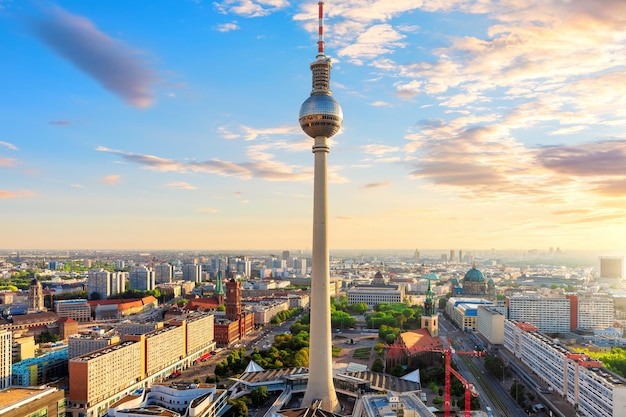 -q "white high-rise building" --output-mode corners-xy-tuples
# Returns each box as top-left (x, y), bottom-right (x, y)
(0, 329), (11, 389)
(507, 293), (571, 333)
(129, 267), (155, 291)
(574, 294), (614, 331)
(111, 271), (128, 295)
(155, 263), (174, 284)
(88, 269), (111, 300)
(182, 264), (202, 283)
